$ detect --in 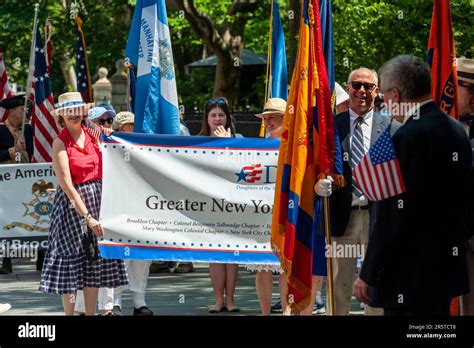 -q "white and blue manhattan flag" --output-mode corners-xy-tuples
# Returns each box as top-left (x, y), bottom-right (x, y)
(125, 0), (180, 134)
